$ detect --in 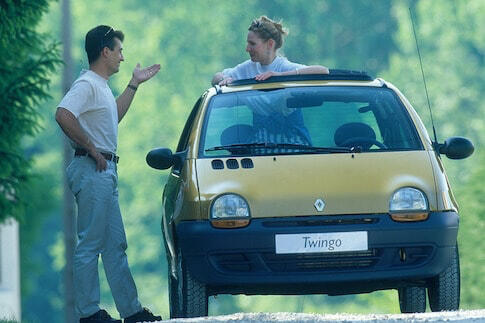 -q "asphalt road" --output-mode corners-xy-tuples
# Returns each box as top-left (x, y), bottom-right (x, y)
(159, 310), (485, 322)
